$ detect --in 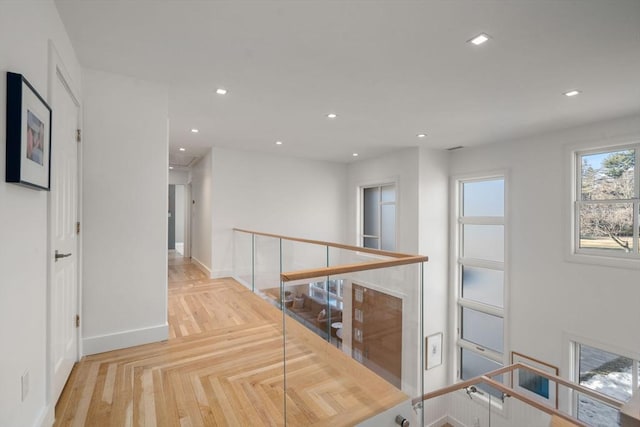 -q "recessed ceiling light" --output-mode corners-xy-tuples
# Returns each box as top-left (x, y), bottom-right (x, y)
(327, 113), (338, 119)
(169, 166), (174, 170)
(417, 133), (427, 138)
(275, 141), (283, 145)
(469, 33), (490, 46)
(191, 128), (199, 133)
(564, 90), (581, 97)
(216, 88), (227, 95)
(352, 153), (358, 157)
(179, 147), (186, 152)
